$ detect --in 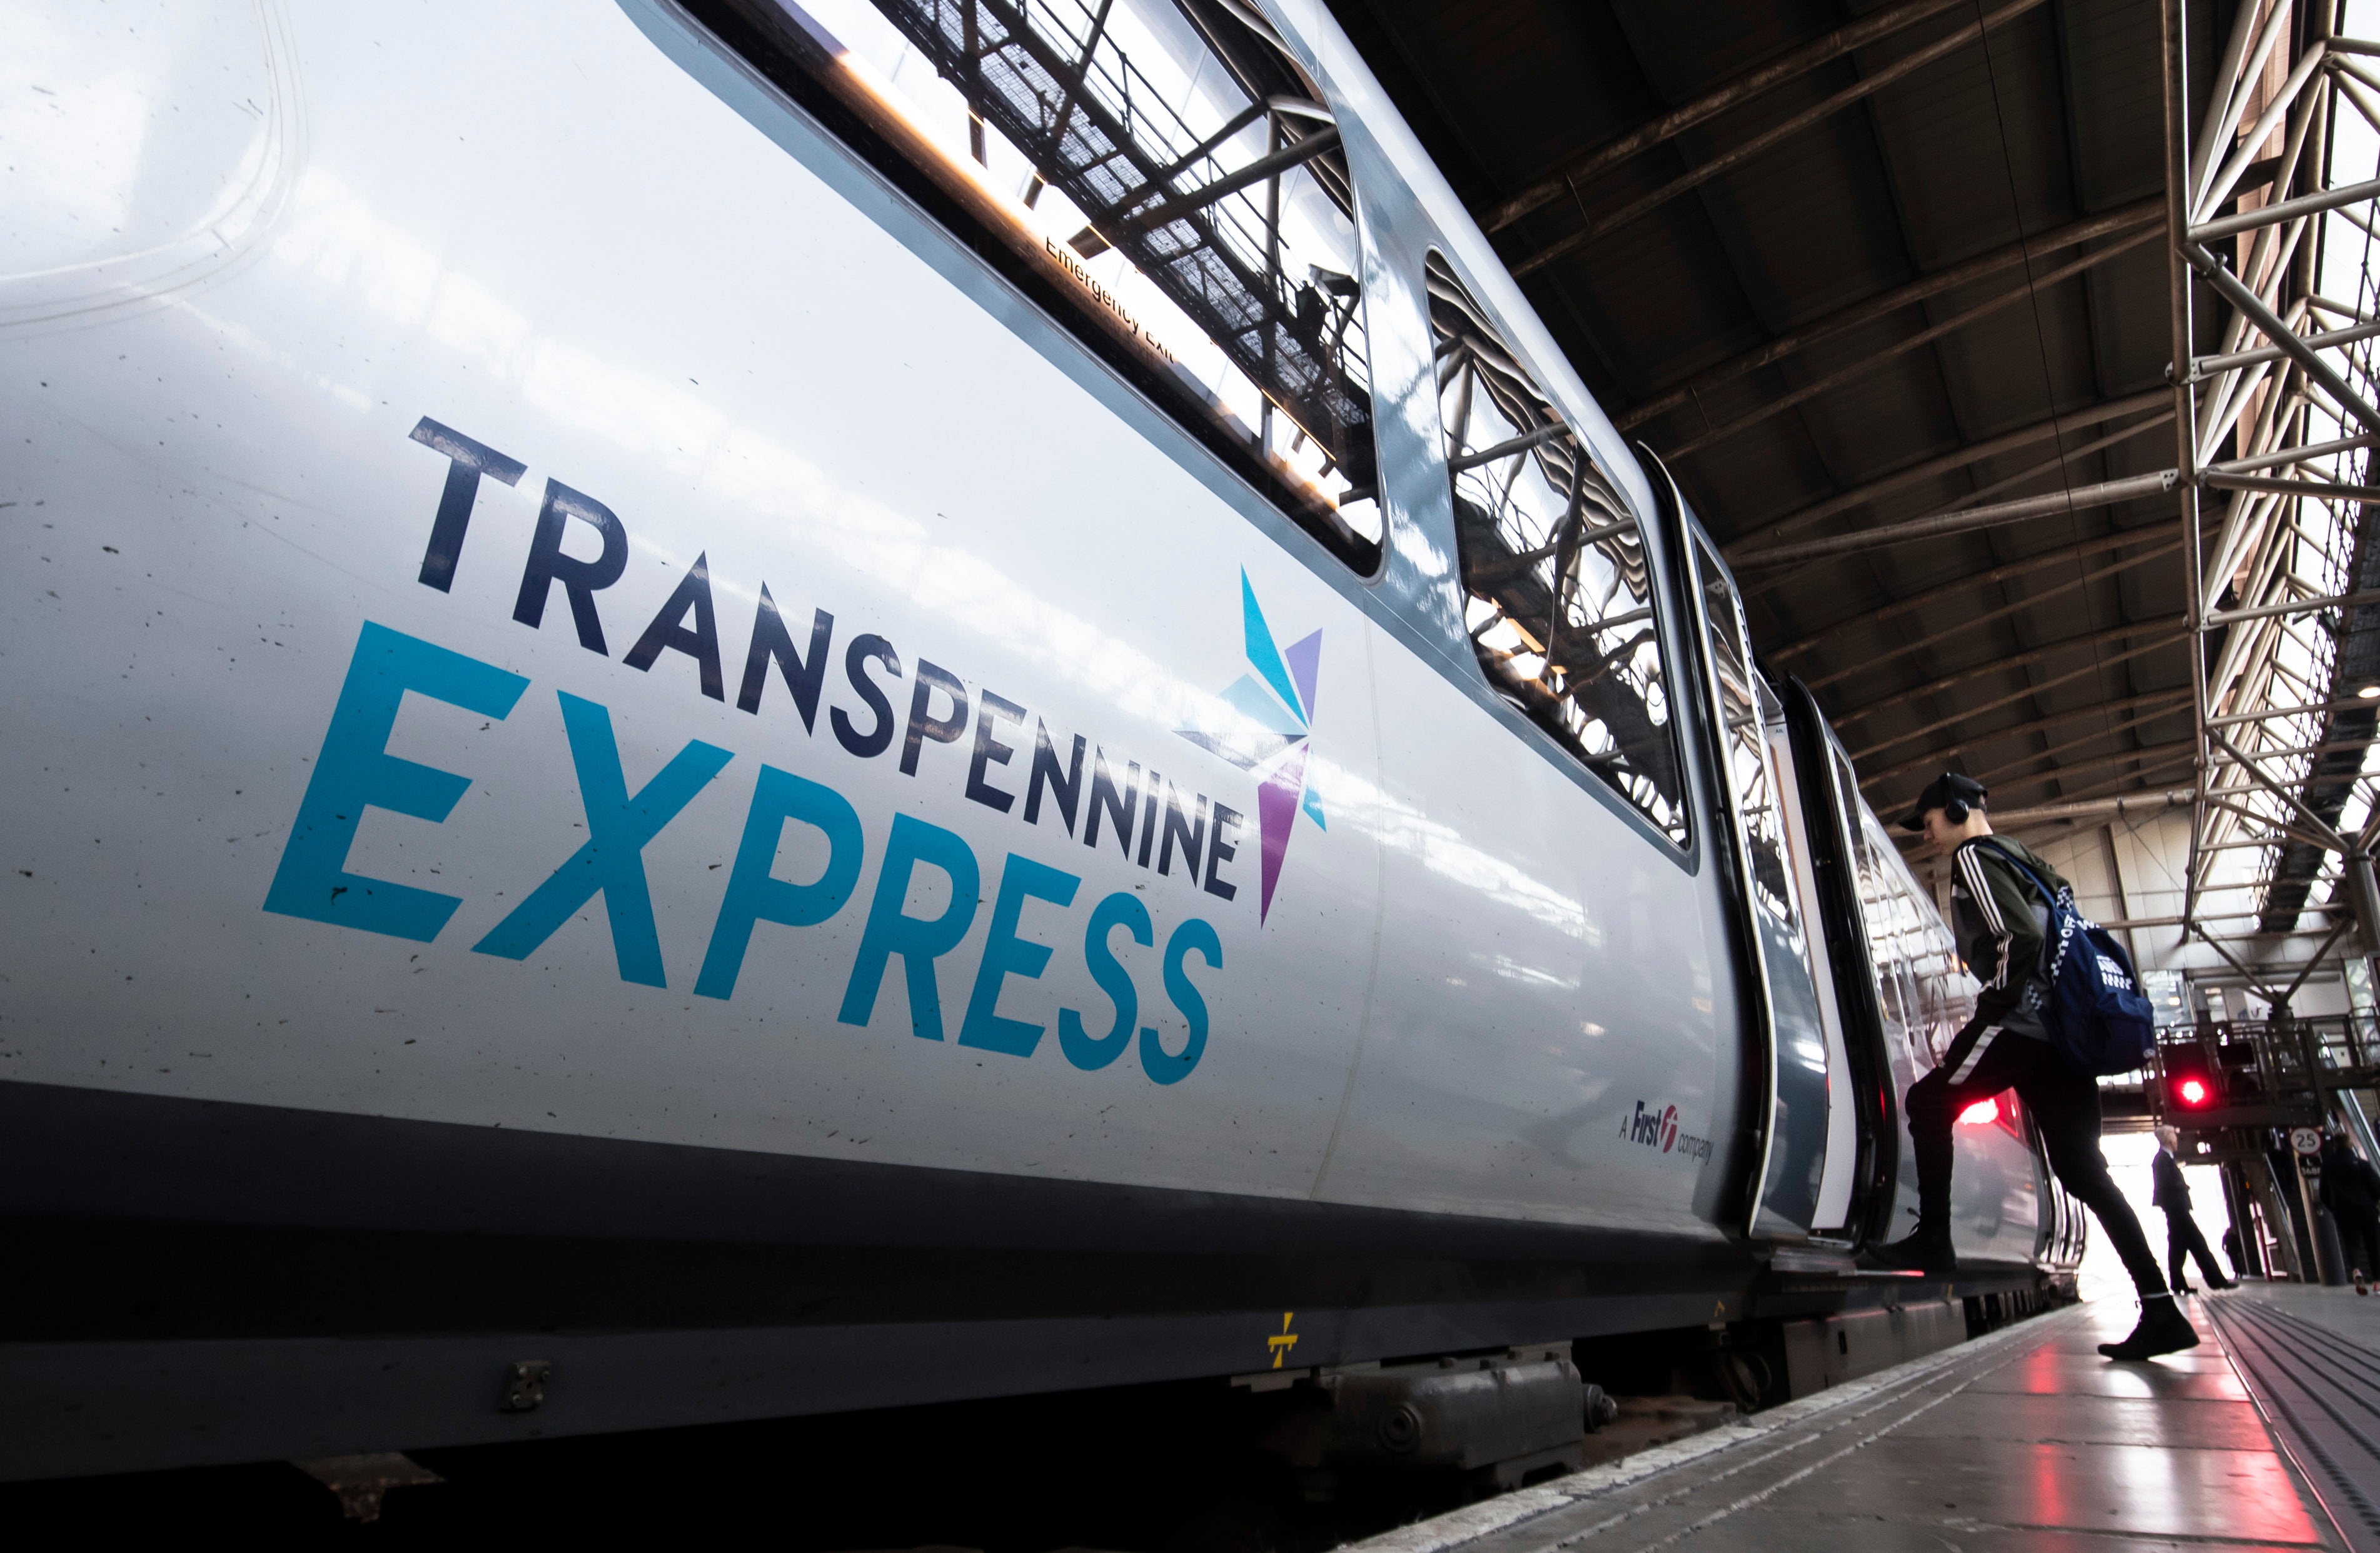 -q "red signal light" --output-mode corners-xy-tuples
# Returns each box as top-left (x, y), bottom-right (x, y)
(2161, 1045), (2219, 1113)
(1957, 1097), (1999, 1126)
